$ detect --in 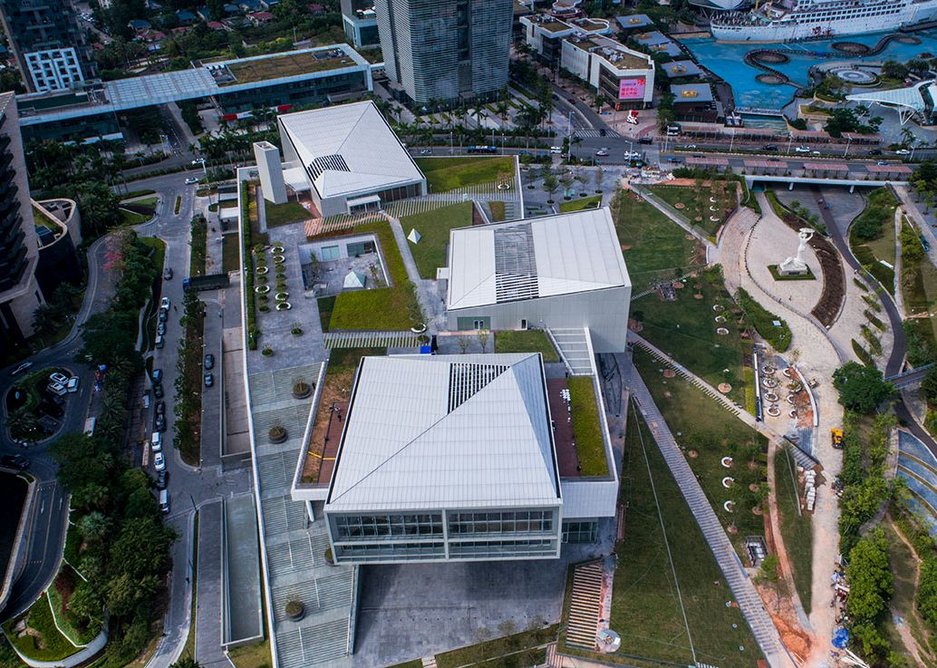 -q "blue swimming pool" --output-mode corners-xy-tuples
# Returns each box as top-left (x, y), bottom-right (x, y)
(681, 30), (937, 110)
